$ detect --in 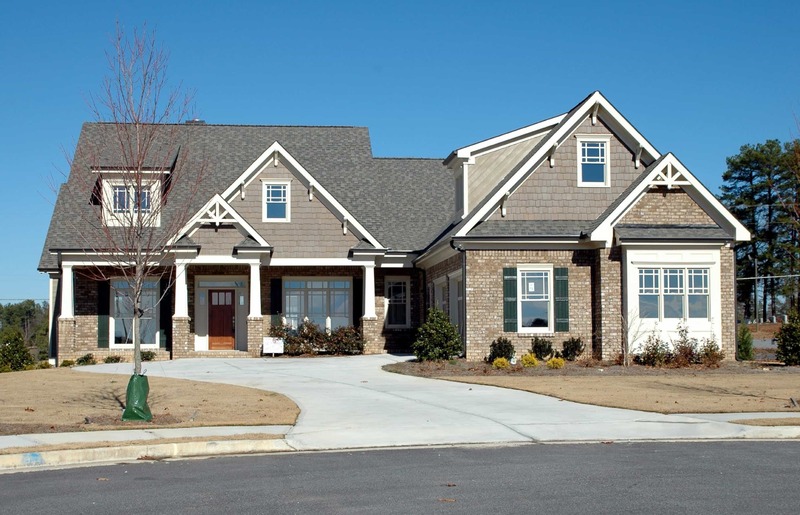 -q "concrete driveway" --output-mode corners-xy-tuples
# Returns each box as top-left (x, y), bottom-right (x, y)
(84, 355), (800, 450)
